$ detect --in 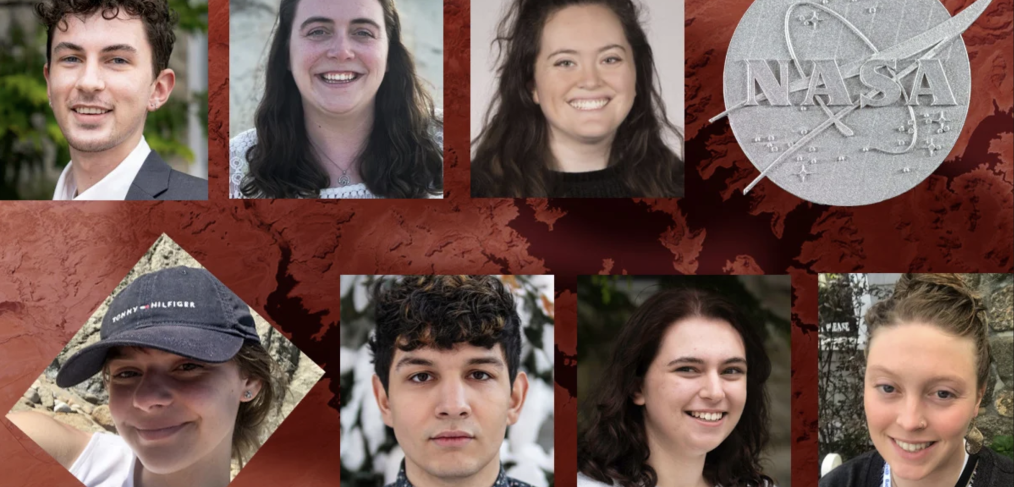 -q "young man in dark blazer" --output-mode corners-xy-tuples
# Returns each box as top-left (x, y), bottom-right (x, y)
(38, 0), (207, 201)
